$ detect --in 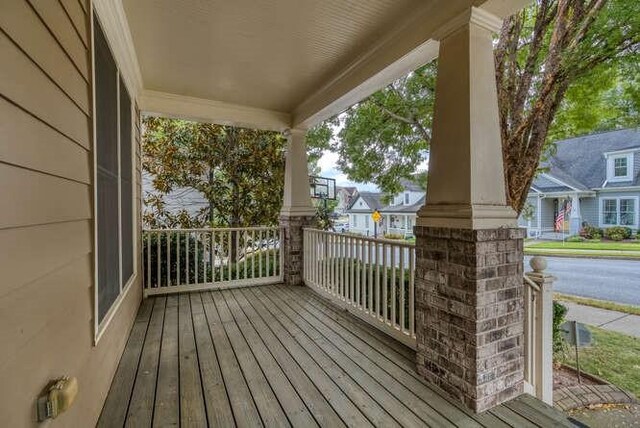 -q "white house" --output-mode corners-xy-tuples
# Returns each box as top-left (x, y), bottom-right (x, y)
(347, 179), (425, 237)
(335, 186), (358, 214)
